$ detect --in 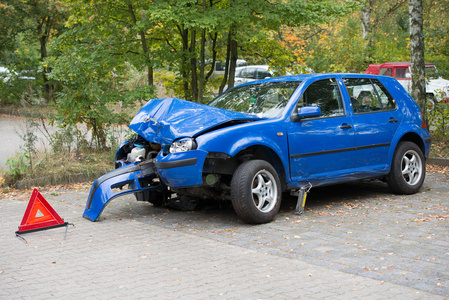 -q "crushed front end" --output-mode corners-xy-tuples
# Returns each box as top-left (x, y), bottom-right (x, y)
(83, 97), (259, 221)
(83, 137), (167, 221)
